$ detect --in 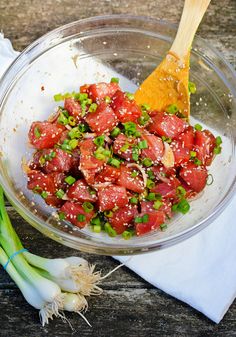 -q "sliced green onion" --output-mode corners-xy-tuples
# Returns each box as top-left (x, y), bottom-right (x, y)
(89, 103), (98, 113)
(108, 158), (121, 168)
(77, 214), (86, 222)
(216, 136), (222, 146)
(56, 189), (65, 199)
(162, 136), (172, 144)
(130, 197), (138, 204)
(68, 127), (82, 139)
(68, 116), (76, 126)
(104, 222), (117, 237)
(166, 104), (179, 114)
(82, 202), (94, 213)
(58, 212), (65, 220)
(54, 93), (63, 101)
(160, 223), (168, 231)
(132, 146), (139, 161)
(58, 113), (68, 125)
(120, 143), (130, 152)
(134, 216), (143, 223)
(104, 210), (113, 218)
(138, 140), (148, 149)
(138, 110), (150, 126)
(78, 123), (89, 133)
(41, 191), (48, 199)
(146, 179), (155, 189)
(39, 155), (46, 166)
(188, 81), (197, 94)
(146, 192), (156, 201)
(110, 127), (121, 138)
(34, 127), (41, 139)
(147, 169), (155, 180)
(110, 77), (119, 83)
(126, 92), (134, 100)
(68, 139), (78, 150)
(65, 176), (76, 185)
(194, 158), (202, 166)
(214, 146), (222, 155)
(94, 135), (105, 147)
(123, 122), (140, 137)
(61, 143), (72, 151)
(176, 186), (186, 197)
(93, 224), (101, 233)
(131, 170), (138, 178)
(153, 200), (163, 210)
(104, 96), (111, 104)
(90, 217), (101, 226)
(142, 158), (153, 167)
(122, 229), (135, 240)
(141, 103), (150, 111)
(194, 124), (202, 131)
(142, 214), (149, 223)
(172, 199), (190, 214)
(190, 151), (197, 158)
